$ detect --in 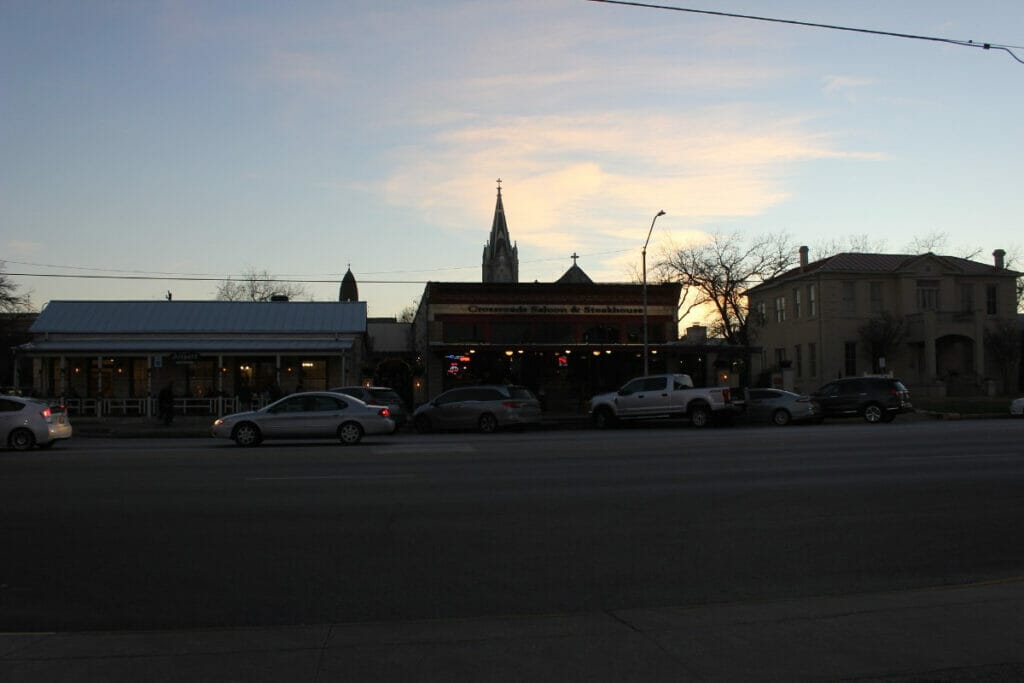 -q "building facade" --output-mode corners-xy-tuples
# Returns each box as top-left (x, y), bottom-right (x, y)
(15, 300), (366, 416)
(412, 279), (684, 411)
(746, 247), (1021, 396)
